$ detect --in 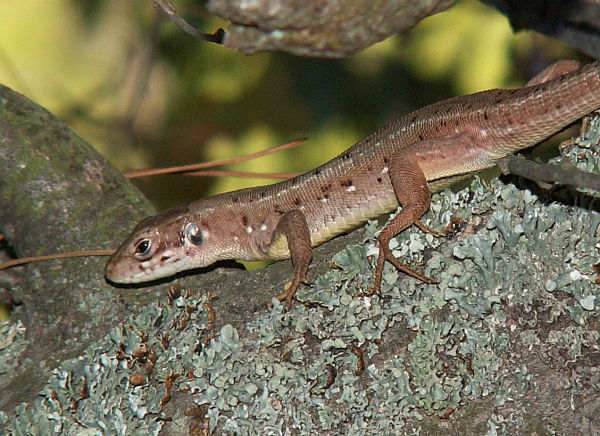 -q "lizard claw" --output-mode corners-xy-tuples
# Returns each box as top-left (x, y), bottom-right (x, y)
(274, 276), (311, 310)
(353, 286), (381, 299)
(362, 243), (437, 299)
(414, 220), (446, 238)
